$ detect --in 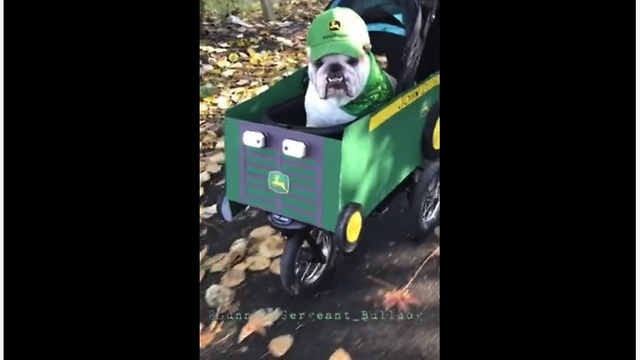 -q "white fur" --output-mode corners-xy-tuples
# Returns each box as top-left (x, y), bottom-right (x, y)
(305, 52), (371, 128)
